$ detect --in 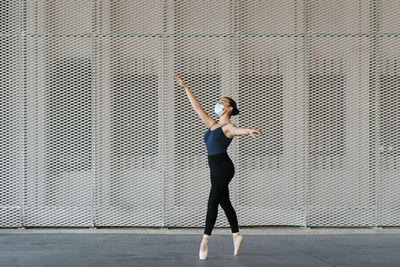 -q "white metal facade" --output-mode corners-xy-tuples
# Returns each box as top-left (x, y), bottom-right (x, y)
(1, 0), (399, 228)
